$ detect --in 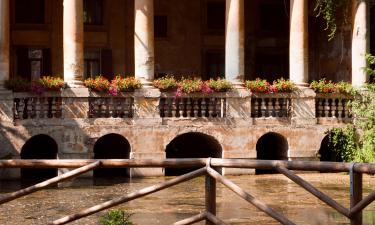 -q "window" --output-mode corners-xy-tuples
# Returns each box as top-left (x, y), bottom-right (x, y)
(16, 48), (51, 80)
(15, 0), (45, 24)
(155, 15), (168, 38)
(84, 49), (113, 79)
(204, 51), (225, 80)
(206, 1), (225, 32)
(84, 0), (103, 25)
